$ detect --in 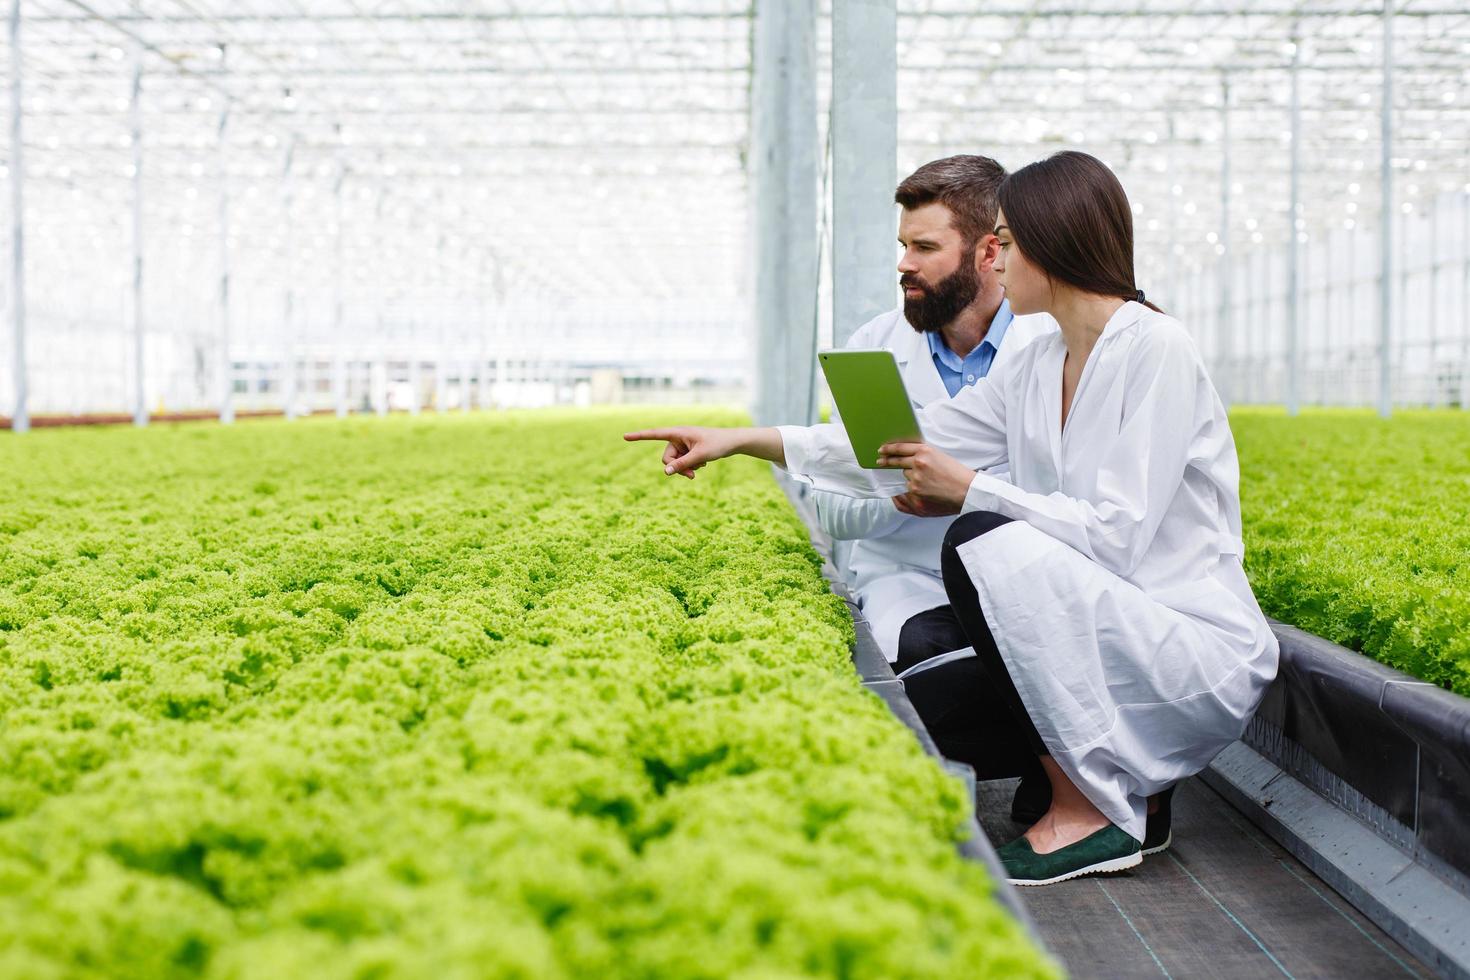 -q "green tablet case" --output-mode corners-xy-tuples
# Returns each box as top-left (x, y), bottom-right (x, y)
(817, 349), (924, 469)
